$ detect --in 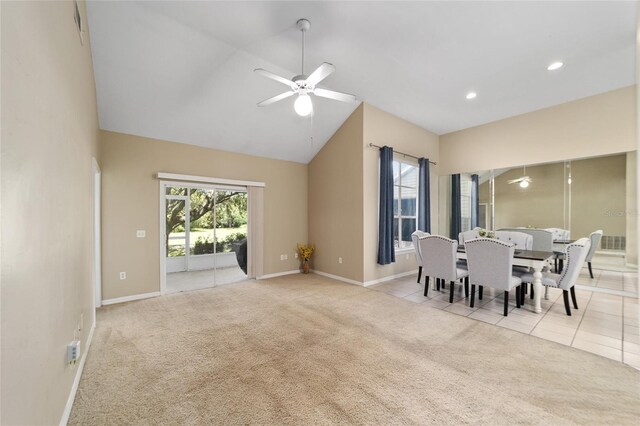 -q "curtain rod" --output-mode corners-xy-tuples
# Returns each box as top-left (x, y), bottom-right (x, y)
(368, 143), (437, 165)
